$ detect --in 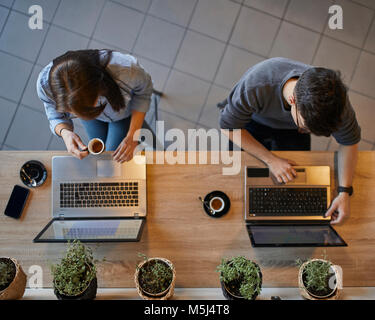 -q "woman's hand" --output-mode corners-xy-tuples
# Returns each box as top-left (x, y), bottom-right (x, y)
(112, 134), (139, 163)
(61, 129), (89, 160)
(267, 155), (297, 184)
